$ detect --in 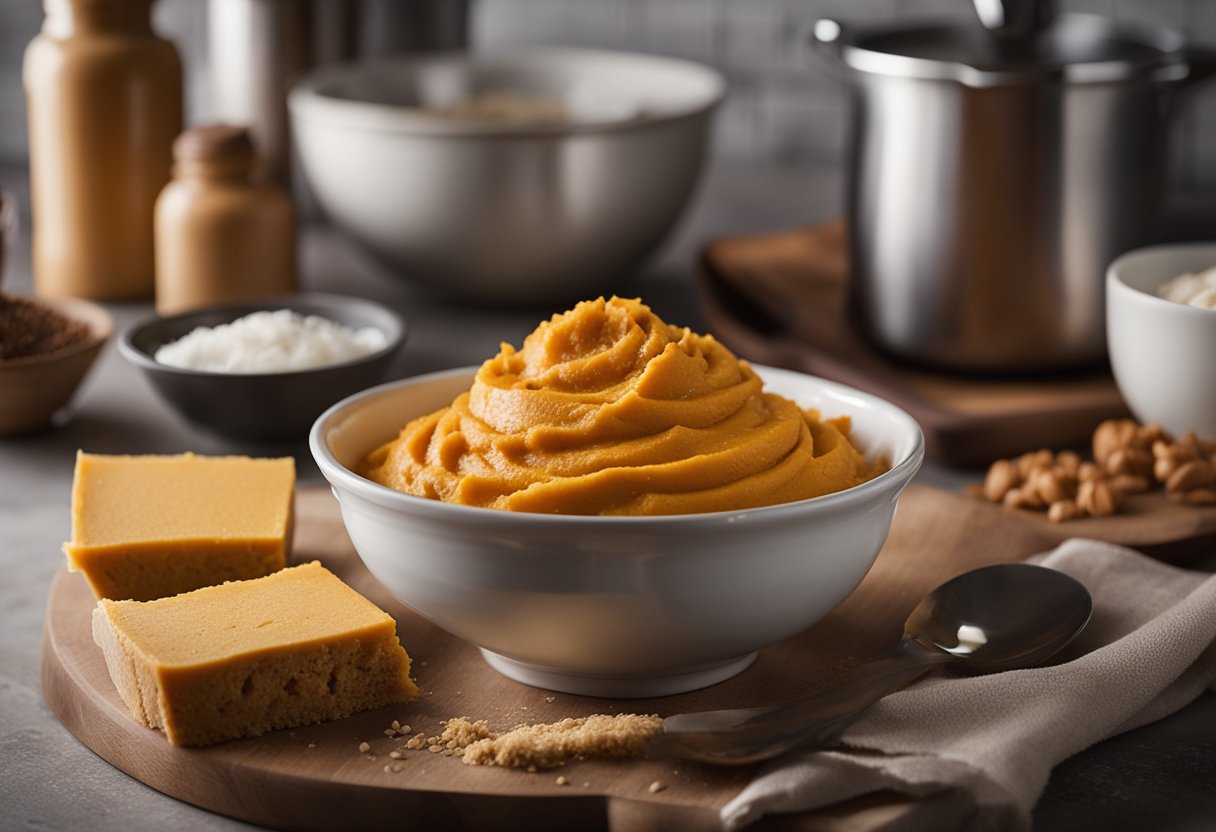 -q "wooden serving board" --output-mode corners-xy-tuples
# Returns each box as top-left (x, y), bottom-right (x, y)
(42, 486), (1216, 832)
(699, 221), (1131, 466)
